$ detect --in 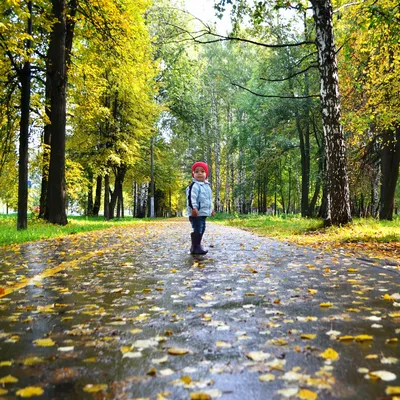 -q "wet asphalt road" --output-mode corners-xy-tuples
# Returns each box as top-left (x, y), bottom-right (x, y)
(0, 220), (399, 400)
